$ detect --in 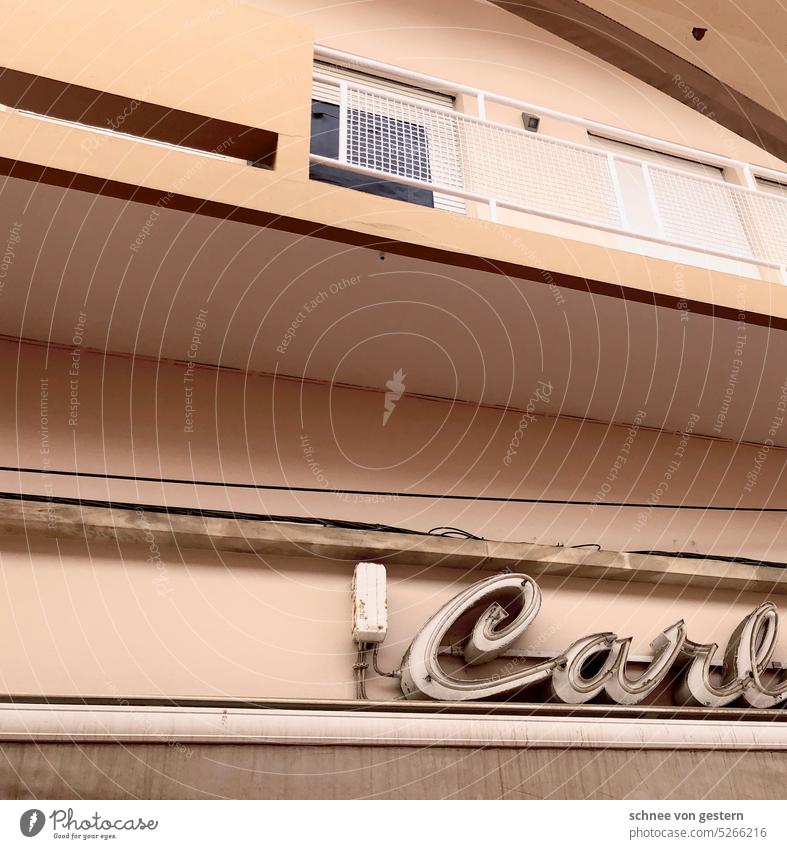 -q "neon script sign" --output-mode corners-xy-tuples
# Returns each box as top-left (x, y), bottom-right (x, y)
(398, 573), (787, 707)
